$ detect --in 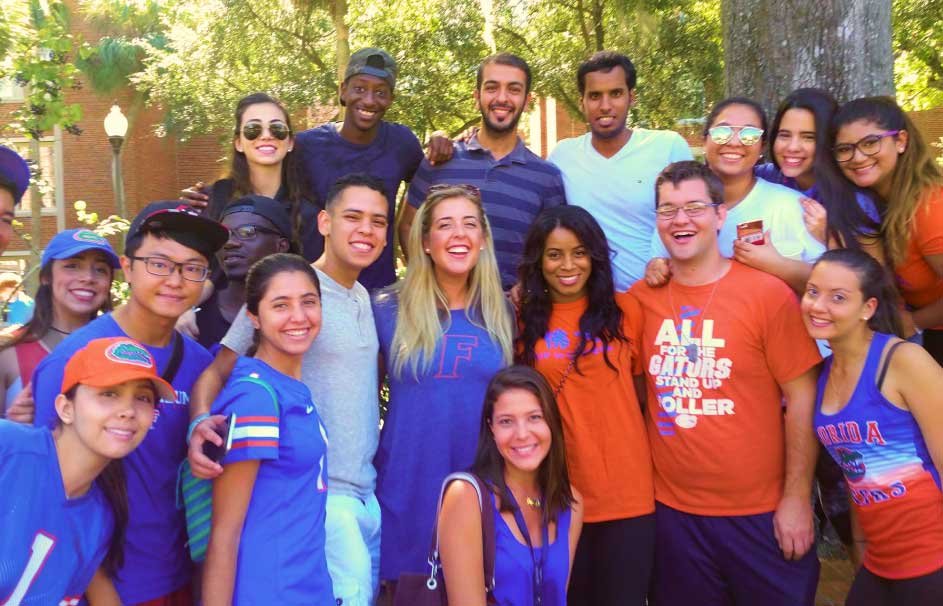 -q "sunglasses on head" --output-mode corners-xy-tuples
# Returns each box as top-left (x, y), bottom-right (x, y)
(707, 125), (764, 147)
(241, 120), (291, 141)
